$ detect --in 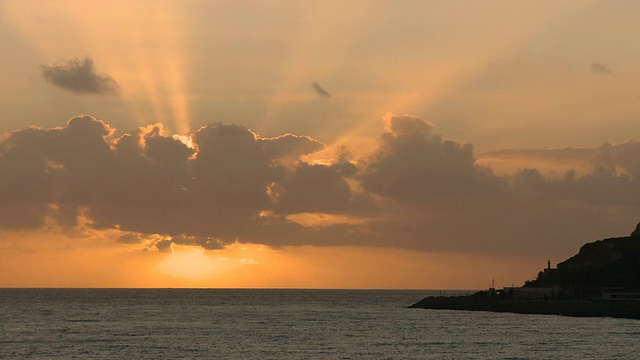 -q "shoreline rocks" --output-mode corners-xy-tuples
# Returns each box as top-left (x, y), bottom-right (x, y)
(409, 296), (640, 319)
